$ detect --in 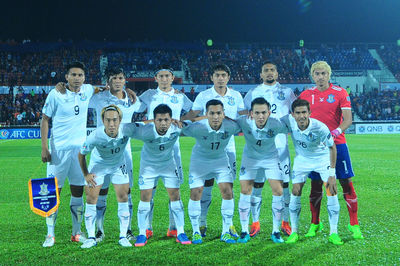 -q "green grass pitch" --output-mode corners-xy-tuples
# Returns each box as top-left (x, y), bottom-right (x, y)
(0, 134), (399, 265)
